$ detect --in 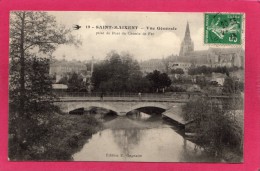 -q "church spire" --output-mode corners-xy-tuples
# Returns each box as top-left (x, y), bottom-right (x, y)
(179, 21), (194, 56)
(184, 22), (191, 41)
